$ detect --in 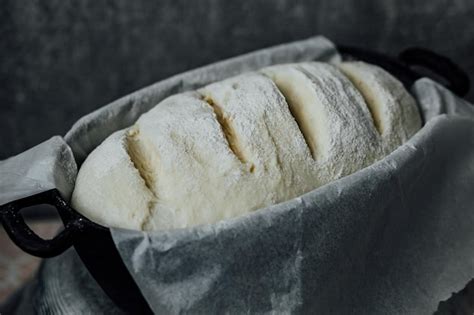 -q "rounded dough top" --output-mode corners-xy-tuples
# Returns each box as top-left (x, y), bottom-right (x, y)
(71, 61), (422, 230)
